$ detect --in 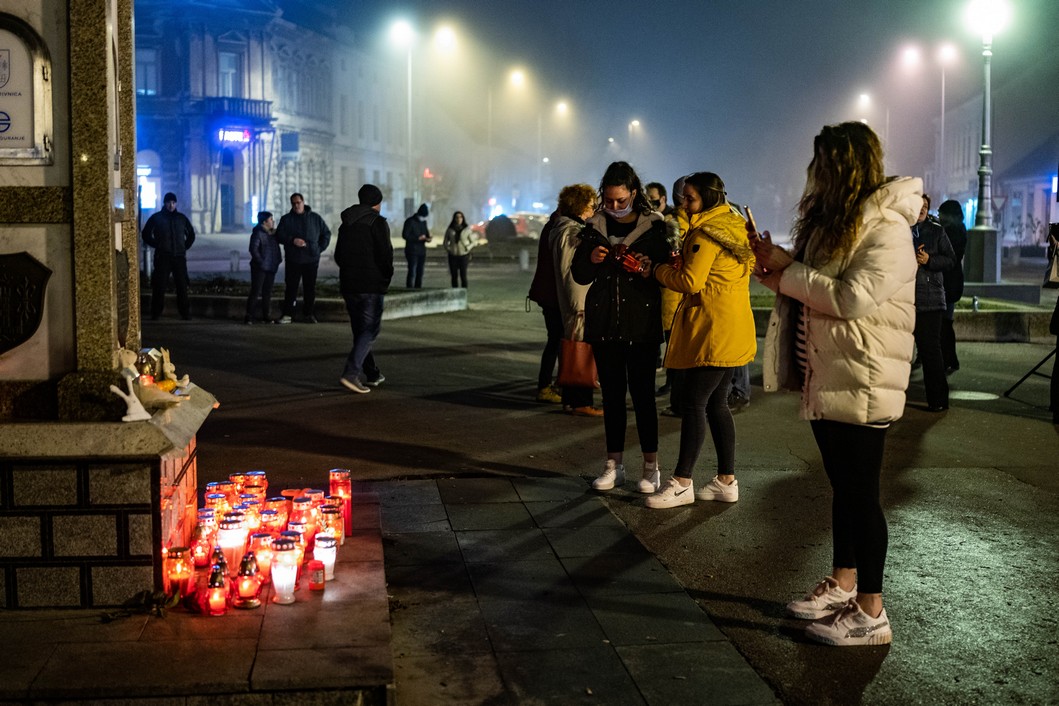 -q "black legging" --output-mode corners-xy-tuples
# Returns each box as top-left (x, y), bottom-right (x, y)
(538, 305), (563, 390)
(673, 367), (735, 479)
(447, 254), (469, 288)
(592, 341), (658, 454)
(914, 309), (949, 408)
(810, 420), (889, 594)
